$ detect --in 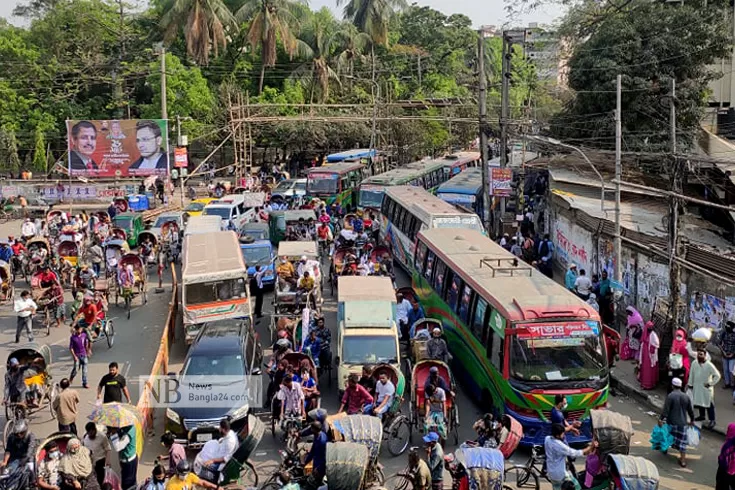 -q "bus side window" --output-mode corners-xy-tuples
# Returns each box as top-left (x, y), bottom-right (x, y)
(340, 177), (348, 192)
(415, 242), (427, 272)
(446, 274), (461, 312)
(433, 259), (447, 296)
(486, 312), (505, 370)
(424, 251), (435, 281)
(407, 216), (418, 239)
(386, 198), (396, 221)
(381, 196), (389, 217)
(458, 284), (473, 323)
(396, 205), (406, 231)
(471, 297), (488, 341)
